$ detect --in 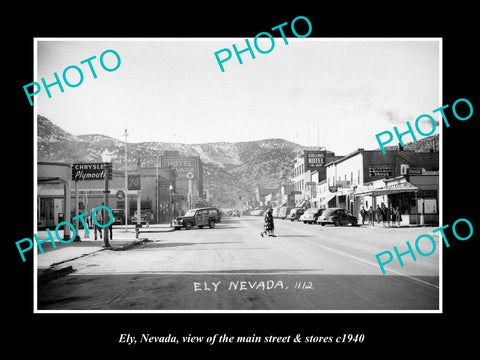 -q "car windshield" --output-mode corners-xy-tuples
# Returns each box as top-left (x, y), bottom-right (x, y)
(184, 209), (196, 216)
